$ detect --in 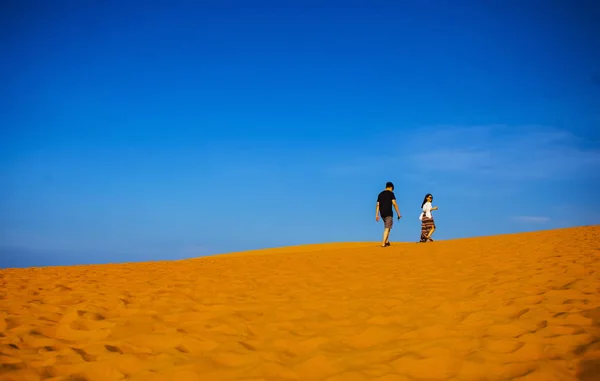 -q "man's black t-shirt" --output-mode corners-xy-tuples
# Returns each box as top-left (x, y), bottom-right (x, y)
(377, 190), (396, 218)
